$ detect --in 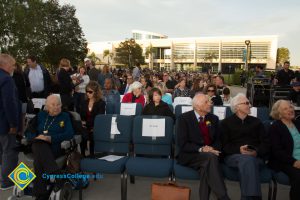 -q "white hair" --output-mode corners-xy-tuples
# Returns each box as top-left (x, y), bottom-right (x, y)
(128, 81), (143, 92)
(192, 93), (206, 109)
(230, 93), (247, 113)
(45, 94), (62, 110)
